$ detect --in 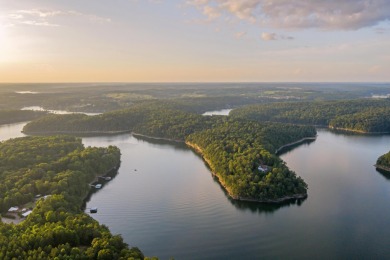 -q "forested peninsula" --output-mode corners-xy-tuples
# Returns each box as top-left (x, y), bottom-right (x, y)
(23, 103), (316, 202)
(0, 136), (145, 259)
(230, 99), (390, 133)
(376, 152), (390, 173)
